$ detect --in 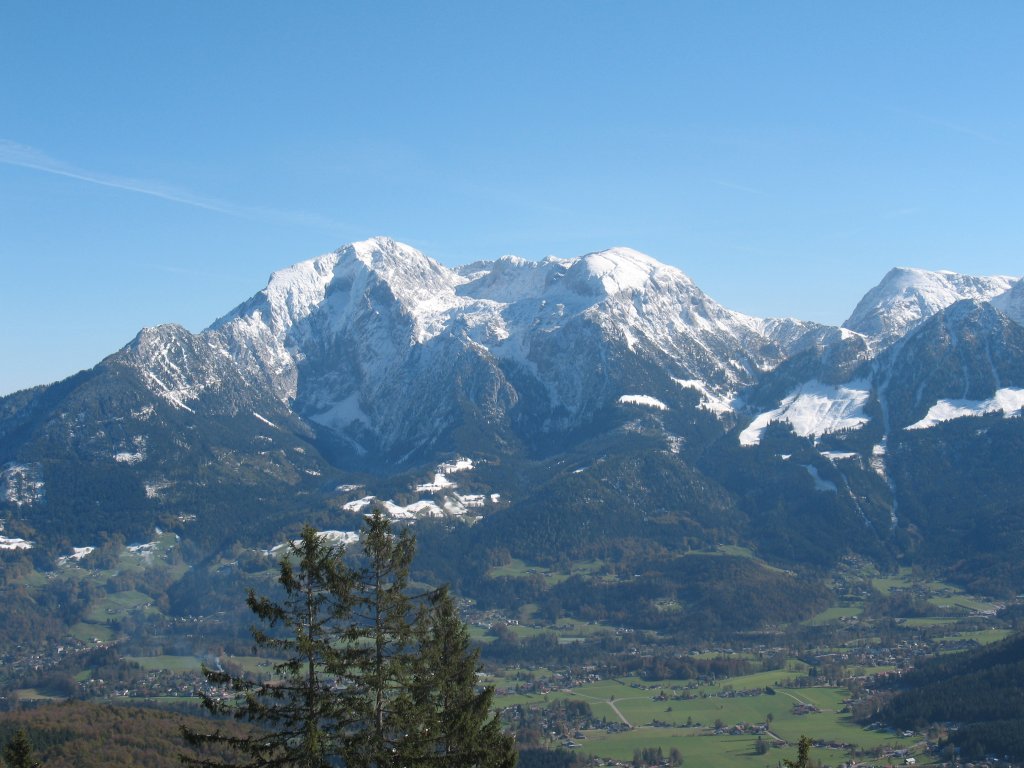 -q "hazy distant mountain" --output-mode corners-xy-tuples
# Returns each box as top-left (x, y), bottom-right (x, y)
(843, 266), (1016, 348)
(992, 277), (1024, 327)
